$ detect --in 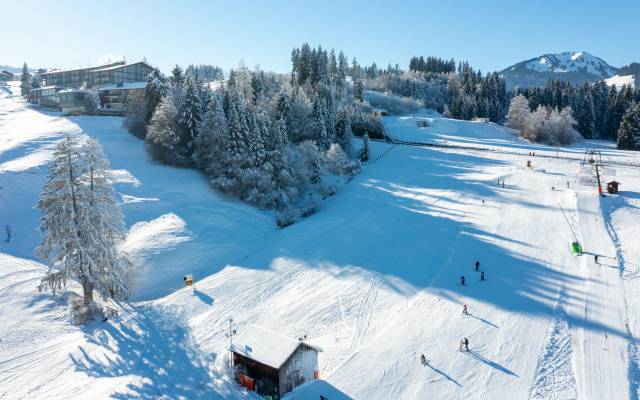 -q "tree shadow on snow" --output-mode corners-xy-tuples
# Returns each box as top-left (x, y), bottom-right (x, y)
(70, 304), (225, 399)
(235, 145), (628, 340)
